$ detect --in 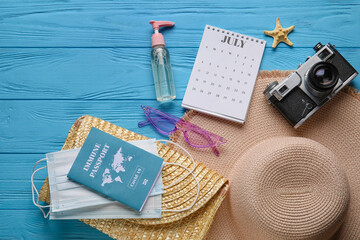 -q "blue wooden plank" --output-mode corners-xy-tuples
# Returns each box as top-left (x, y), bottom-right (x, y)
(0, 154), (50, 180)
(0, 1), (359, 47)
(0, 100), (185, 153)
(0, 179), (47, 210)
(0, 210), (112, 239)
(0, 47), (359, 100)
